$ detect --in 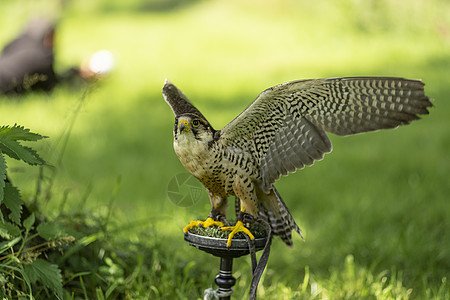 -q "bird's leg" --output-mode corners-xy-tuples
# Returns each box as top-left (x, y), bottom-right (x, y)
(183, 195), (226, 233)
(234, 196), (255, 225)
(240, 210), (255, 224)
(221, 177), (258, 246)
(209, 208), (230, 226)
(221, 205), (255, 247)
